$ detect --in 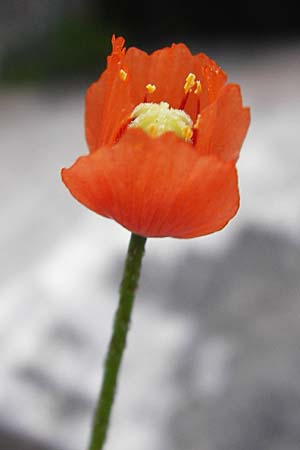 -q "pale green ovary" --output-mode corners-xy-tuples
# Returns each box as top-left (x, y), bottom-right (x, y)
(129, 101), (193, 141)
